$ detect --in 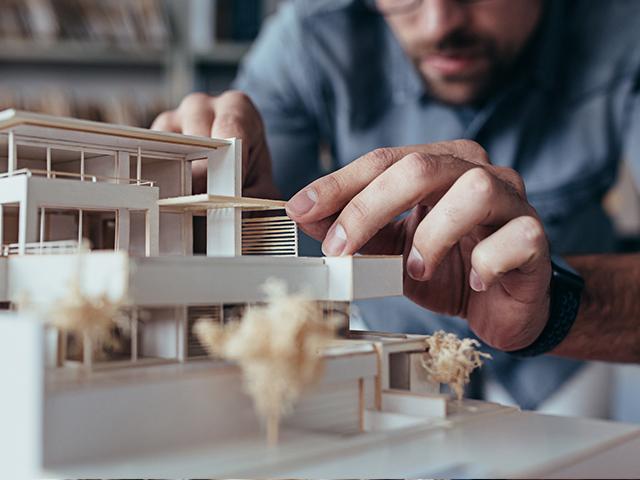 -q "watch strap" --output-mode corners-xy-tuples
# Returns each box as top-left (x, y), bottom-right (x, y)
(508, 259), (583, 358)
